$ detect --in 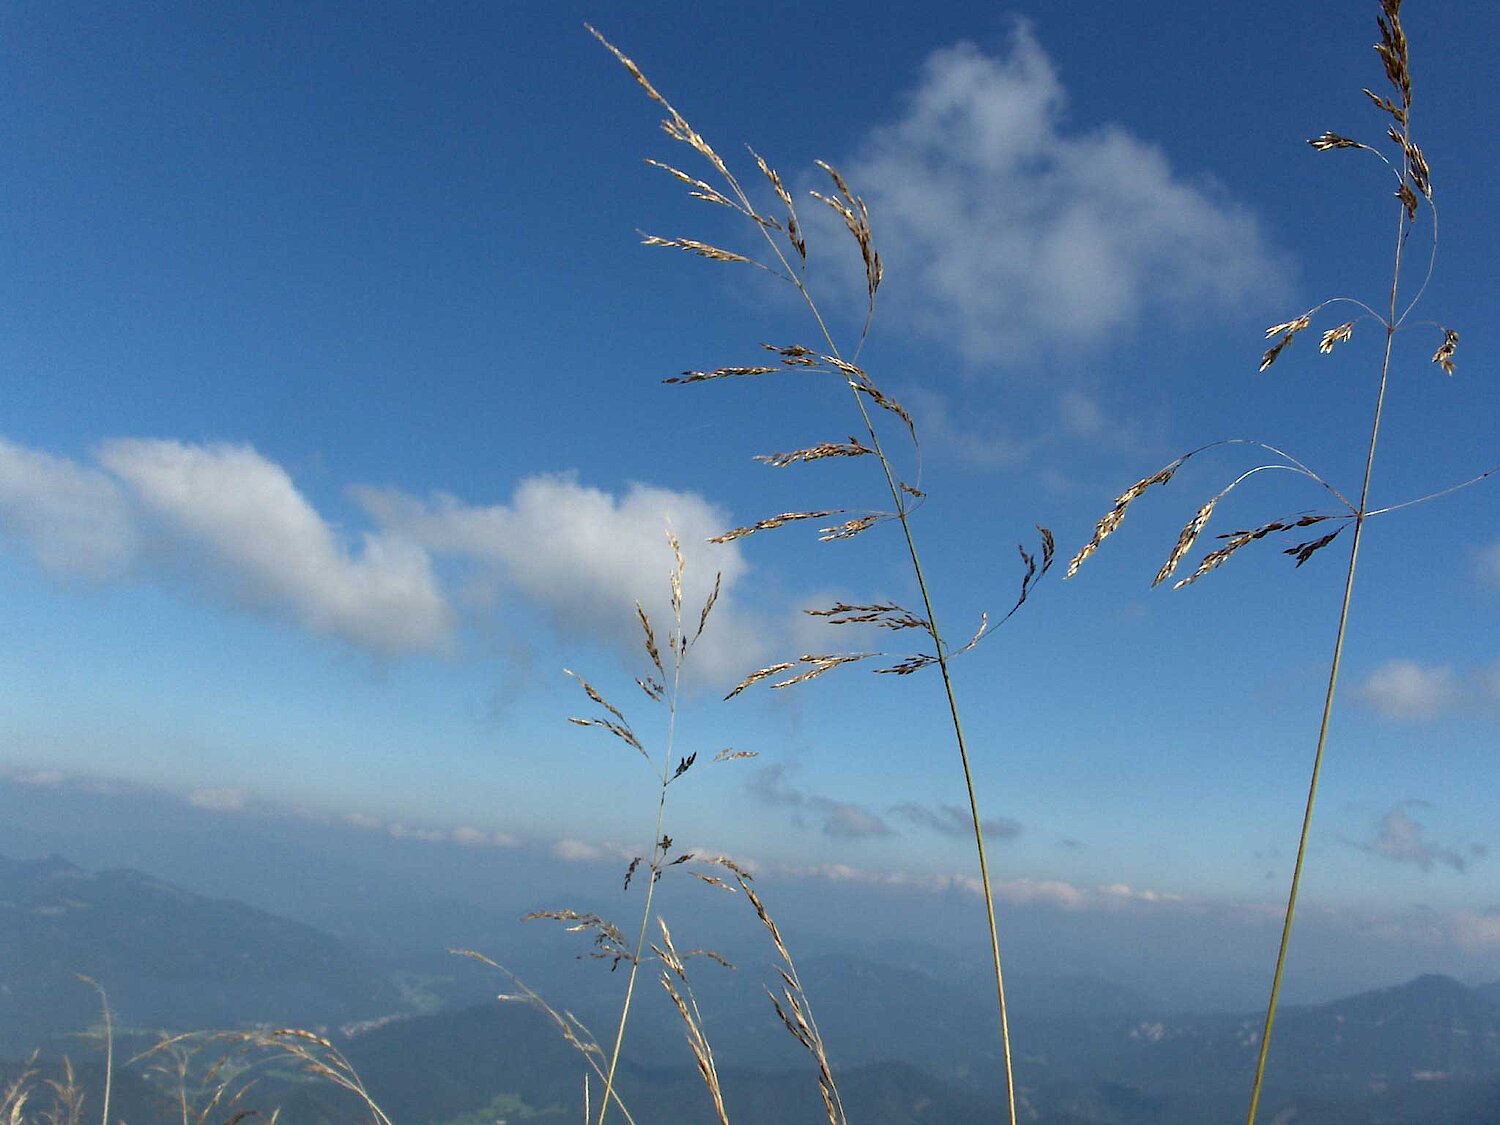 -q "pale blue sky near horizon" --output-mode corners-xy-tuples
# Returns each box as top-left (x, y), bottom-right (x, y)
(1, 0), (1497, 976)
